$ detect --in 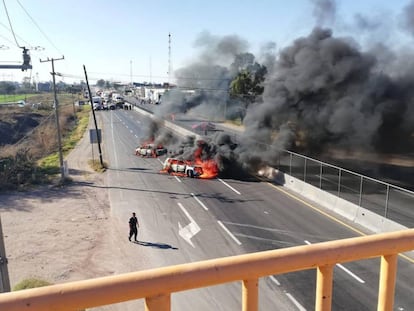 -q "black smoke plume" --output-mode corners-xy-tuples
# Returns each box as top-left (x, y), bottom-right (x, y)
(146, 4), (414, 175)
